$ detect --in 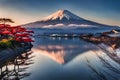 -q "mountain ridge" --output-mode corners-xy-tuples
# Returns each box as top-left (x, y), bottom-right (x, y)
(41, 9), (84, 21)
(23, 9), (118, 28)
